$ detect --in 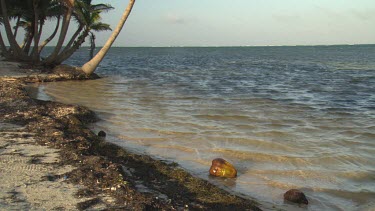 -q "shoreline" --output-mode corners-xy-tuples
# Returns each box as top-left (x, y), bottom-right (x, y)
(0, 63), (262, 210)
